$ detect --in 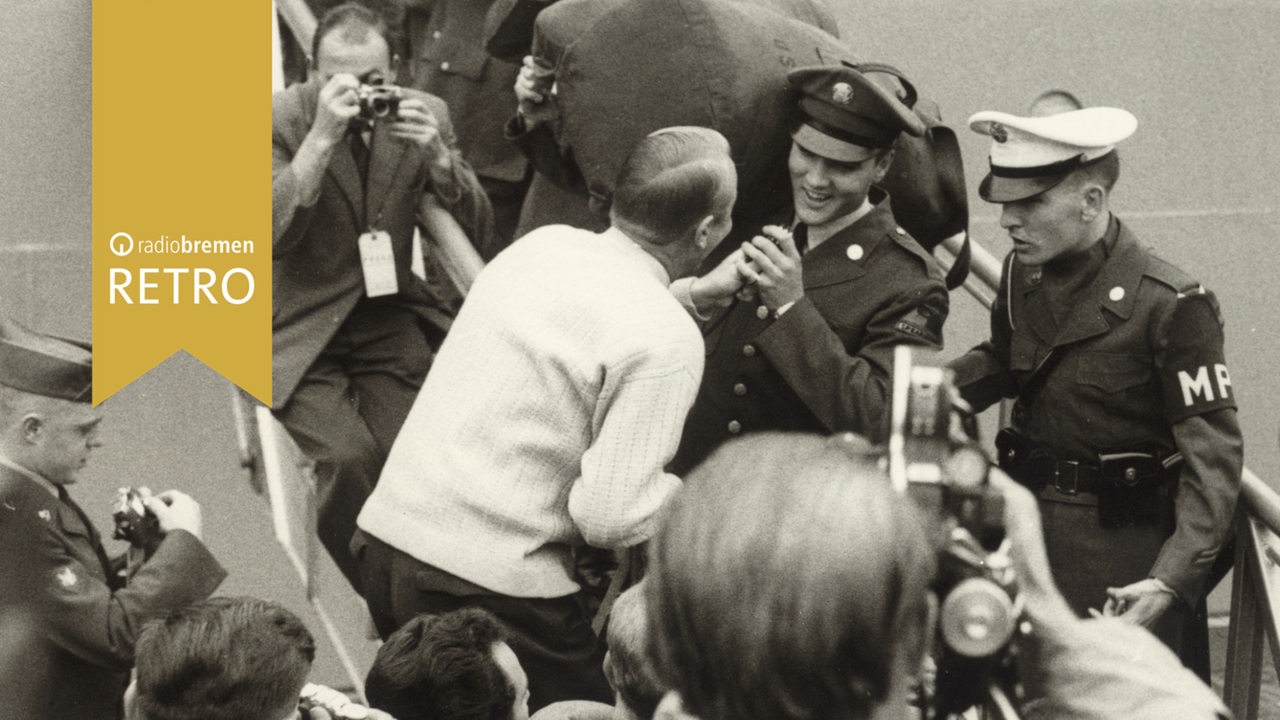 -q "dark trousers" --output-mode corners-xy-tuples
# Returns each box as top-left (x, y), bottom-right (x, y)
(352, 530), (613, 712)
(274, 302), (433, 594)
(1039, 497), (1211, 681)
